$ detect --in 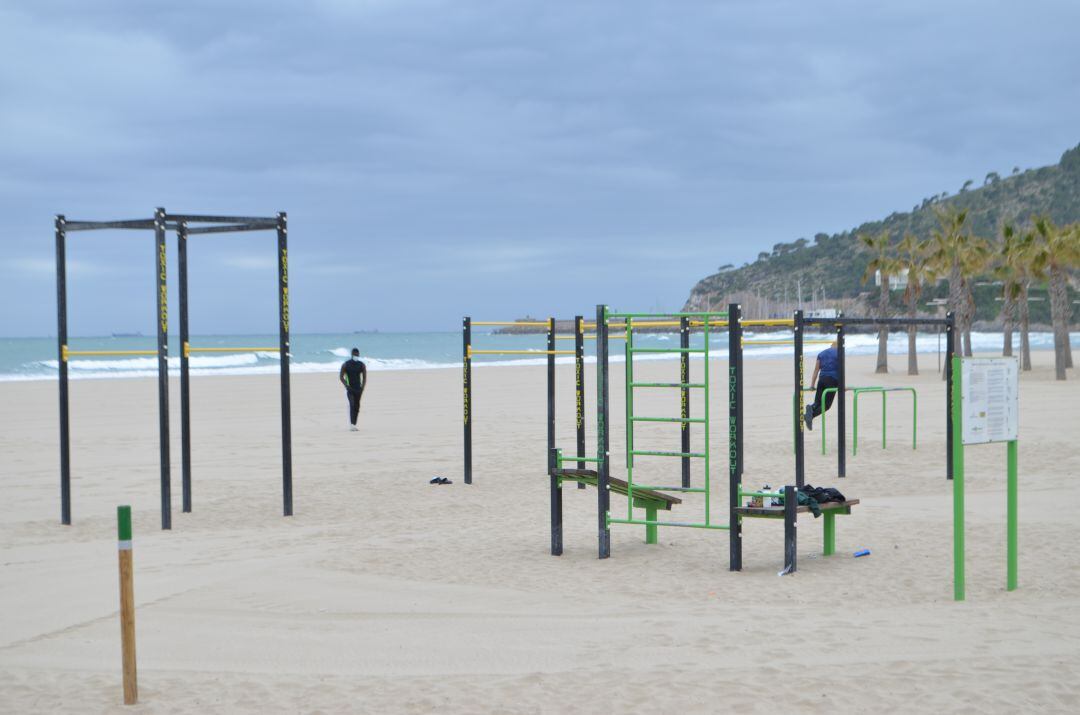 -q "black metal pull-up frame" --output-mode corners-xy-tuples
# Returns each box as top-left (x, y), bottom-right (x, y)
(55, 208), (292, 530)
